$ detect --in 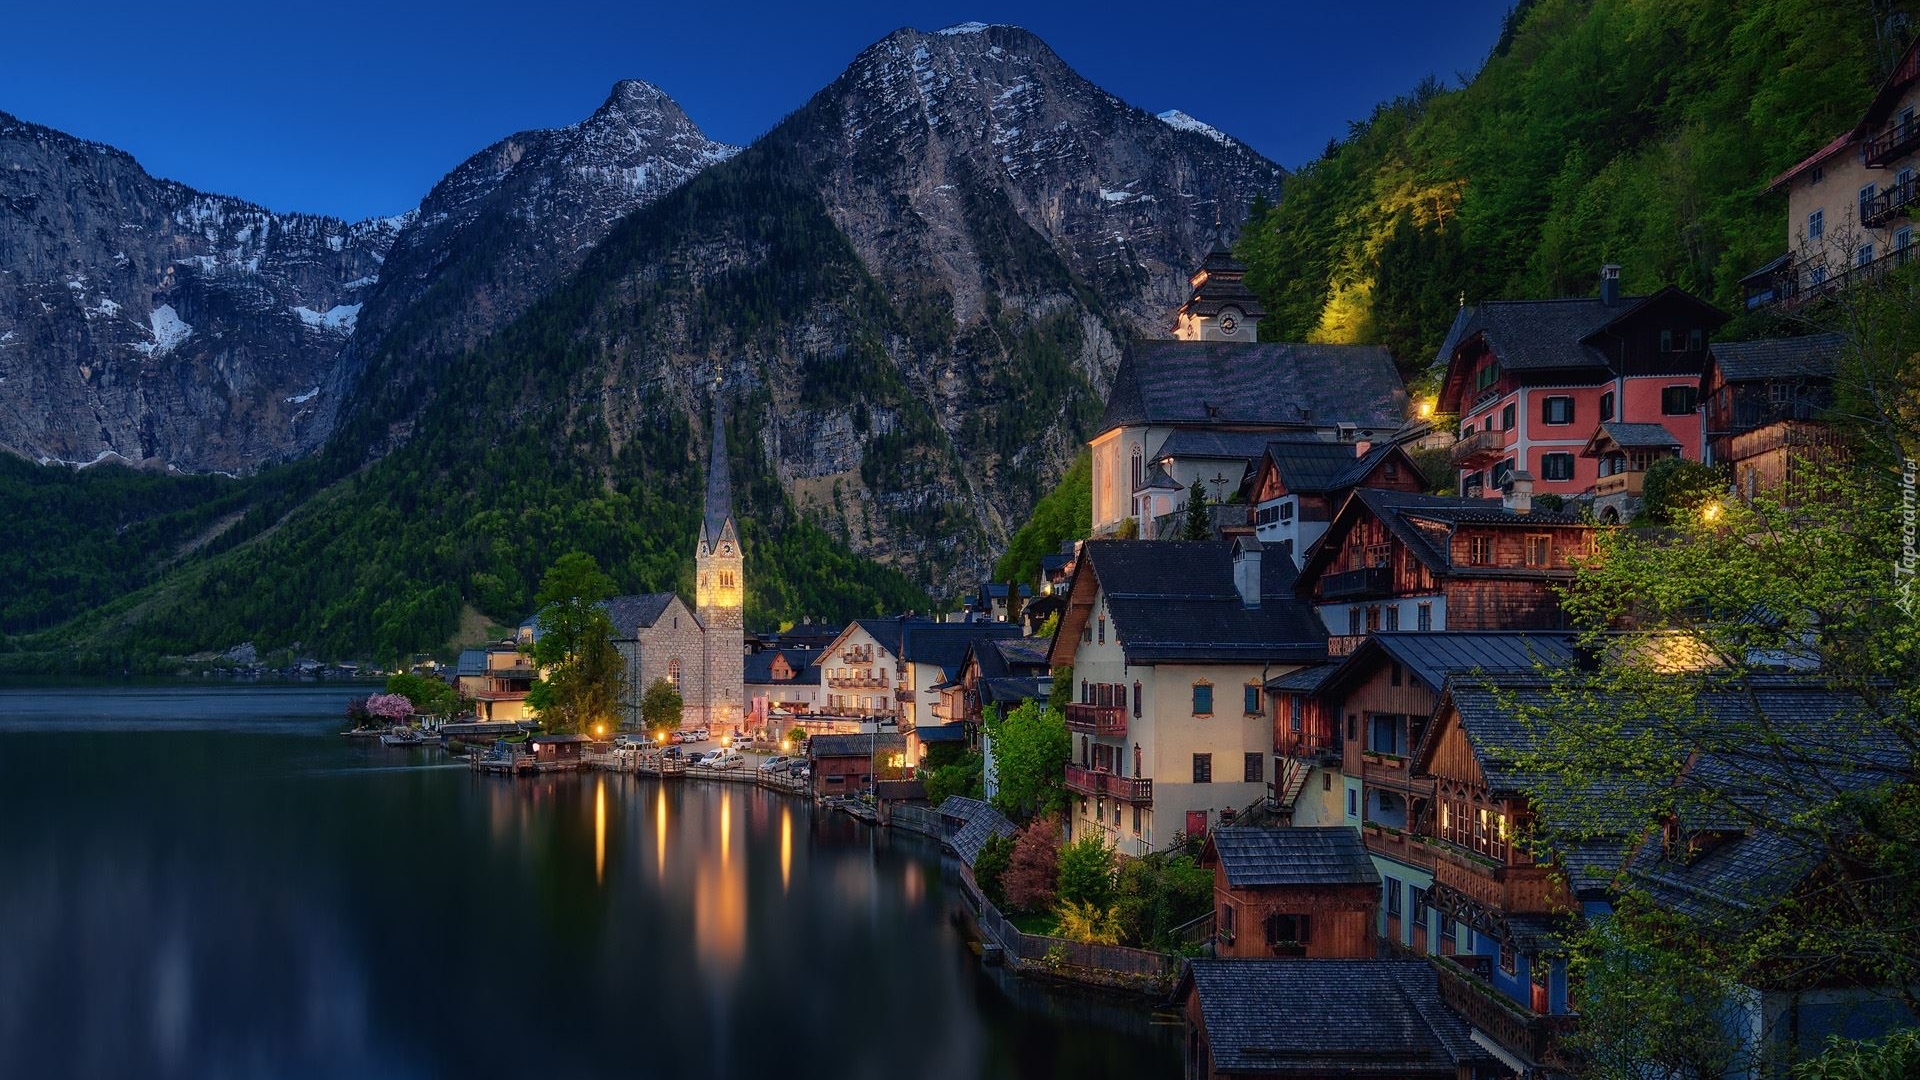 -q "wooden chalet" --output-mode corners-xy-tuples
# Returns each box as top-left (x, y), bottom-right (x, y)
(1295, 487), (1600, 655)
(1699, 334), (1851, 499)
(945, 636), (1052, 735)
(1177, 958), (1502, 1080)
(1242, 436), (1428, 566)
(1579, 422), (1683, 524)
(806, 732), (909, 799)
(1200, 827), (1379, 959)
